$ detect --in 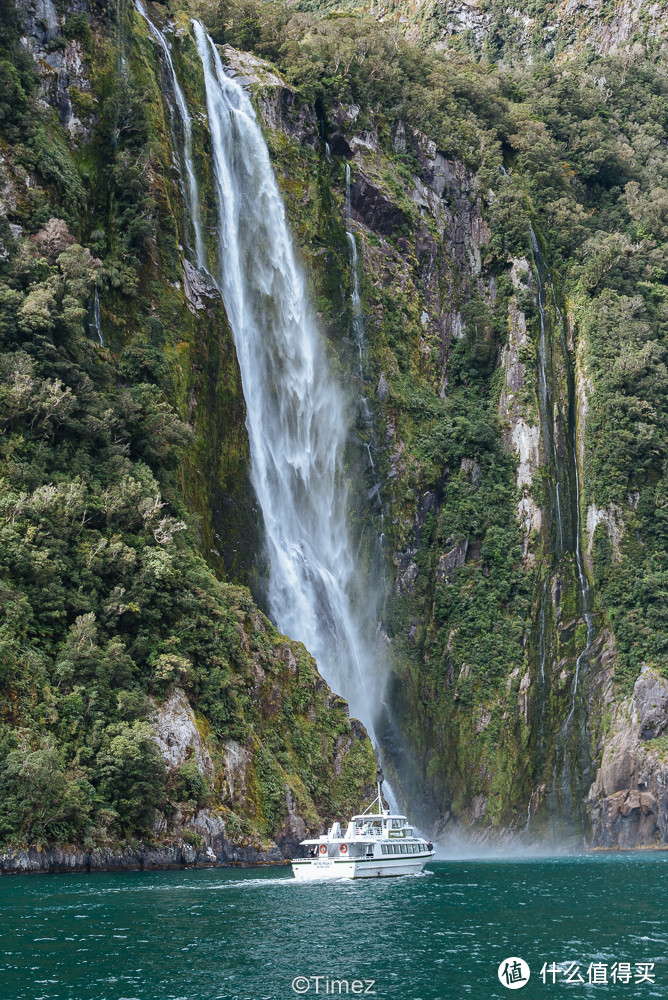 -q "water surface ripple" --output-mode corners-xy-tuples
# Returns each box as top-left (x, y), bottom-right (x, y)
(1, 855), (666, 1000)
